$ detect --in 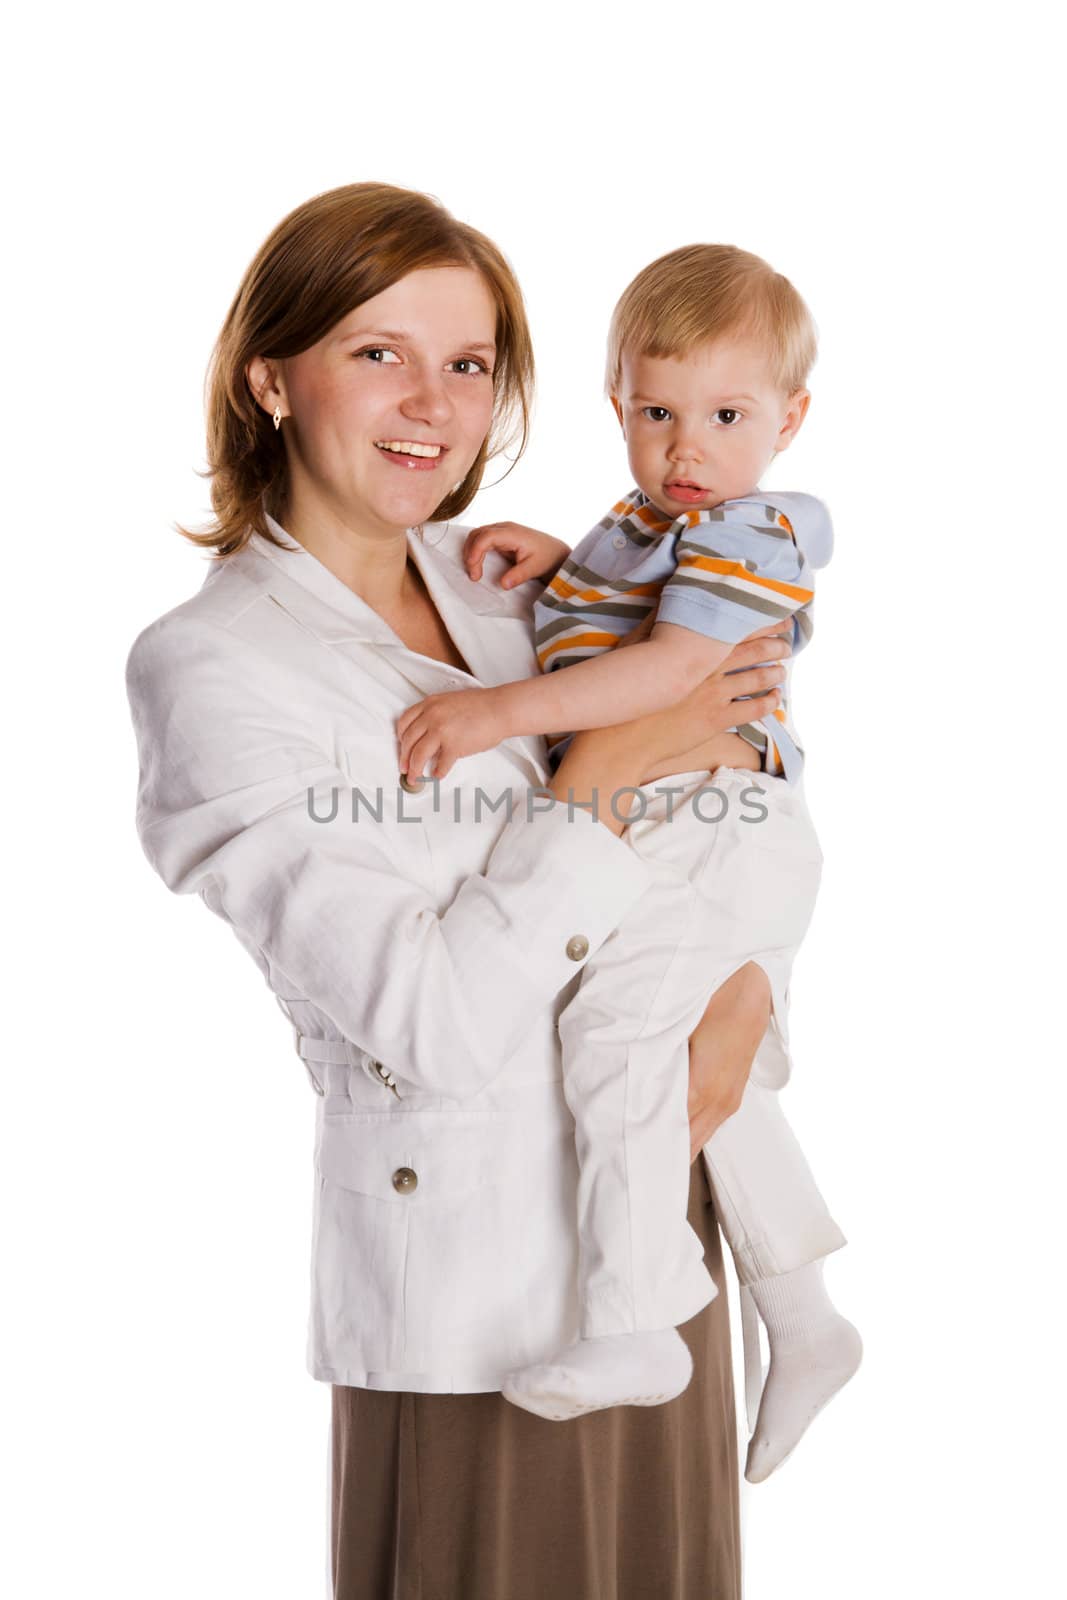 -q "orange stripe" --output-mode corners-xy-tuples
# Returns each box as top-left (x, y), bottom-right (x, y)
(756, 703), (789, 770)
(635, 504), (673, 532)
(676, 554), (813, 603)
(546, 573), (586, 600)
(548, 573), (664, 603)
(537, 631), (623, 667)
